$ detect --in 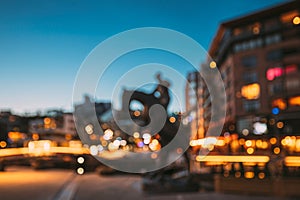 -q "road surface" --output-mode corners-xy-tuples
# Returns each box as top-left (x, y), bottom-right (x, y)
(0, 166), (297, 200)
